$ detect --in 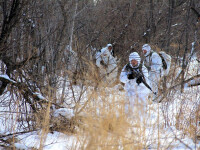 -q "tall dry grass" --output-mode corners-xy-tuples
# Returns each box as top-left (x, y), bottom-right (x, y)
(71, 81), (161, 149)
